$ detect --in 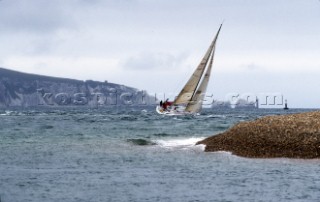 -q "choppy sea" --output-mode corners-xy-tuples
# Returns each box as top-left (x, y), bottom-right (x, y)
(0, 107), (320, 202)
